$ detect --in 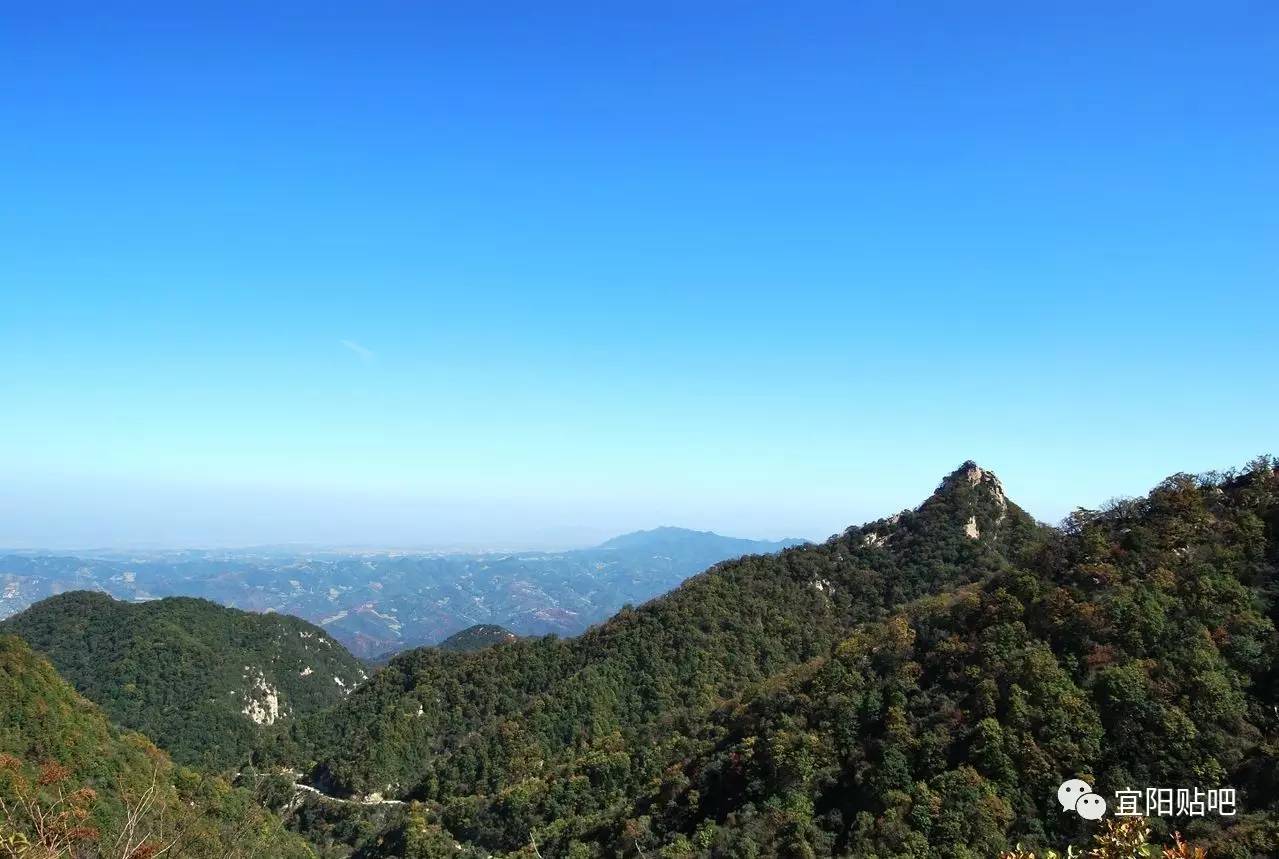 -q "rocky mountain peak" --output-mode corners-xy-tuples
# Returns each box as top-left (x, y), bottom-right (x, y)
(935, 461), (1007, 508)
(847, 462), (1024, 550)
(944, 460), (1001, 489)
